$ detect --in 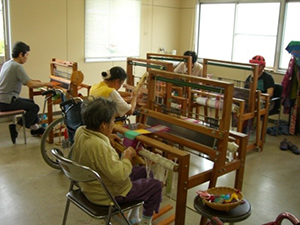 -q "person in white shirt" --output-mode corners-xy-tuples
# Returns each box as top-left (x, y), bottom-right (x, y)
(174, 50), (203, 77)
